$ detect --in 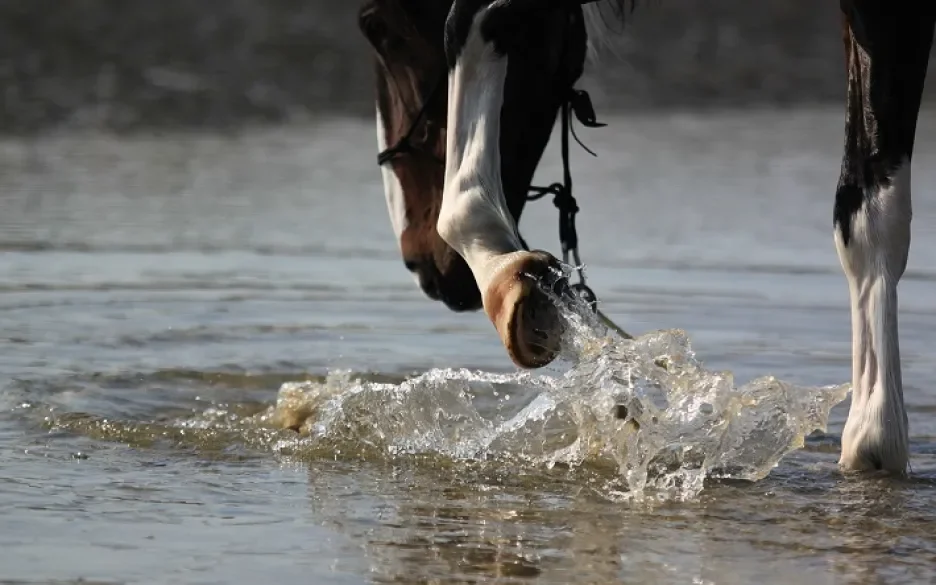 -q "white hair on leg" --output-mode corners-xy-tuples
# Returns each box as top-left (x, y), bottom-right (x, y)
(438, 8), (525, 293)
(835, 158), (912, 473)
(438, 5), (563, 369)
